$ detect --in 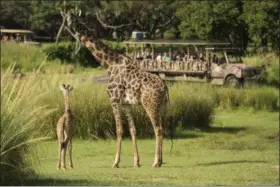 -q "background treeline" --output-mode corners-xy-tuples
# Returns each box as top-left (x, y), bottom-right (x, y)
(1, 0), (279, 53)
